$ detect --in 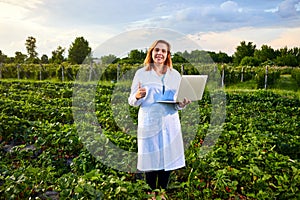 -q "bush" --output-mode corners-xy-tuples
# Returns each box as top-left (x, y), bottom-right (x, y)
(291, 68), (300, 87)
(256, 67), (281, 89)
